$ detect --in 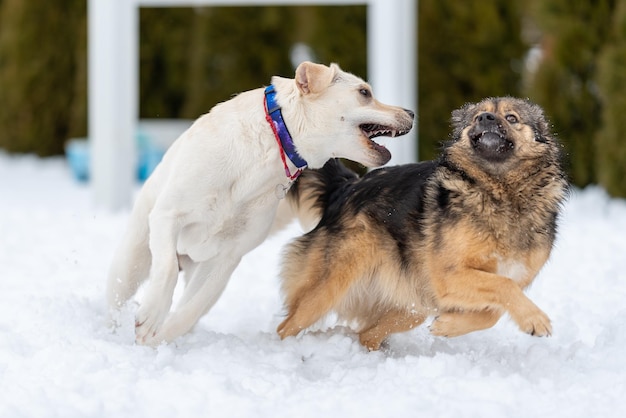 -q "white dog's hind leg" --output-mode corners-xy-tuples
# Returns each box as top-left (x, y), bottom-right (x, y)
(107, 211), (152, 311)
(146, 257), (241, 345)
(134, 214), (181, 345)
